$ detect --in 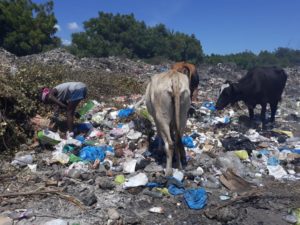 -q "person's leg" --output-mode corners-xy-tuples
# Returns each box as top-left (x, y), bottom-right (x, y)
(67, 100), (80, 132)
